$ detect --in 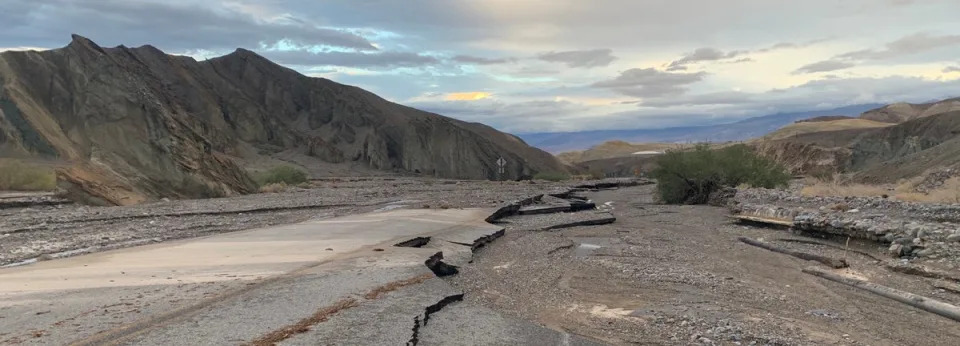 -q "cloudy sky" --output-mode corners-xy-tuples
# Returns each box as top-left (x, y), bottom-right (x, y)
(3, 0), (960, 133)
